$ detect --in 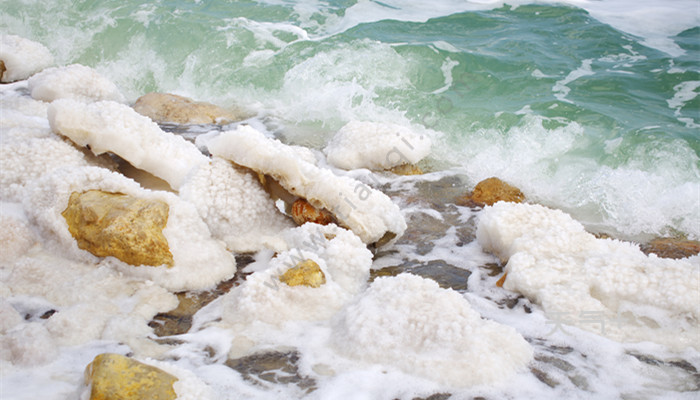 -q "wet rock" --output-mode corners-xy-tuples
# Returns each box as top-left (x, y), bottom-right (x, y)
(133, 92), (243, 125)
(0, 60), (5, 82)
(62, 190), (173, 267)
(530, 366), (559, 388)
(640, 237), (700, 259)
(389, 164), (423, 175)
(84, 353), (177, 400)
(280, 259), (326, 288)
(370, 260), (470, 291)
(225, 350), (316, 392)
(291, 198), (334, 226)
(457, 177), (524, 207)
